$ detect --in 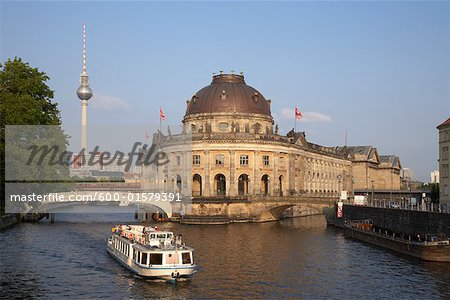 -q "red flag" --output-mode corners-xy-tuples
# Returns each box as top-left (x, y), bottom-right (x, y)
(160, 107), (166, 121)
(295, 107), (302, 120)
